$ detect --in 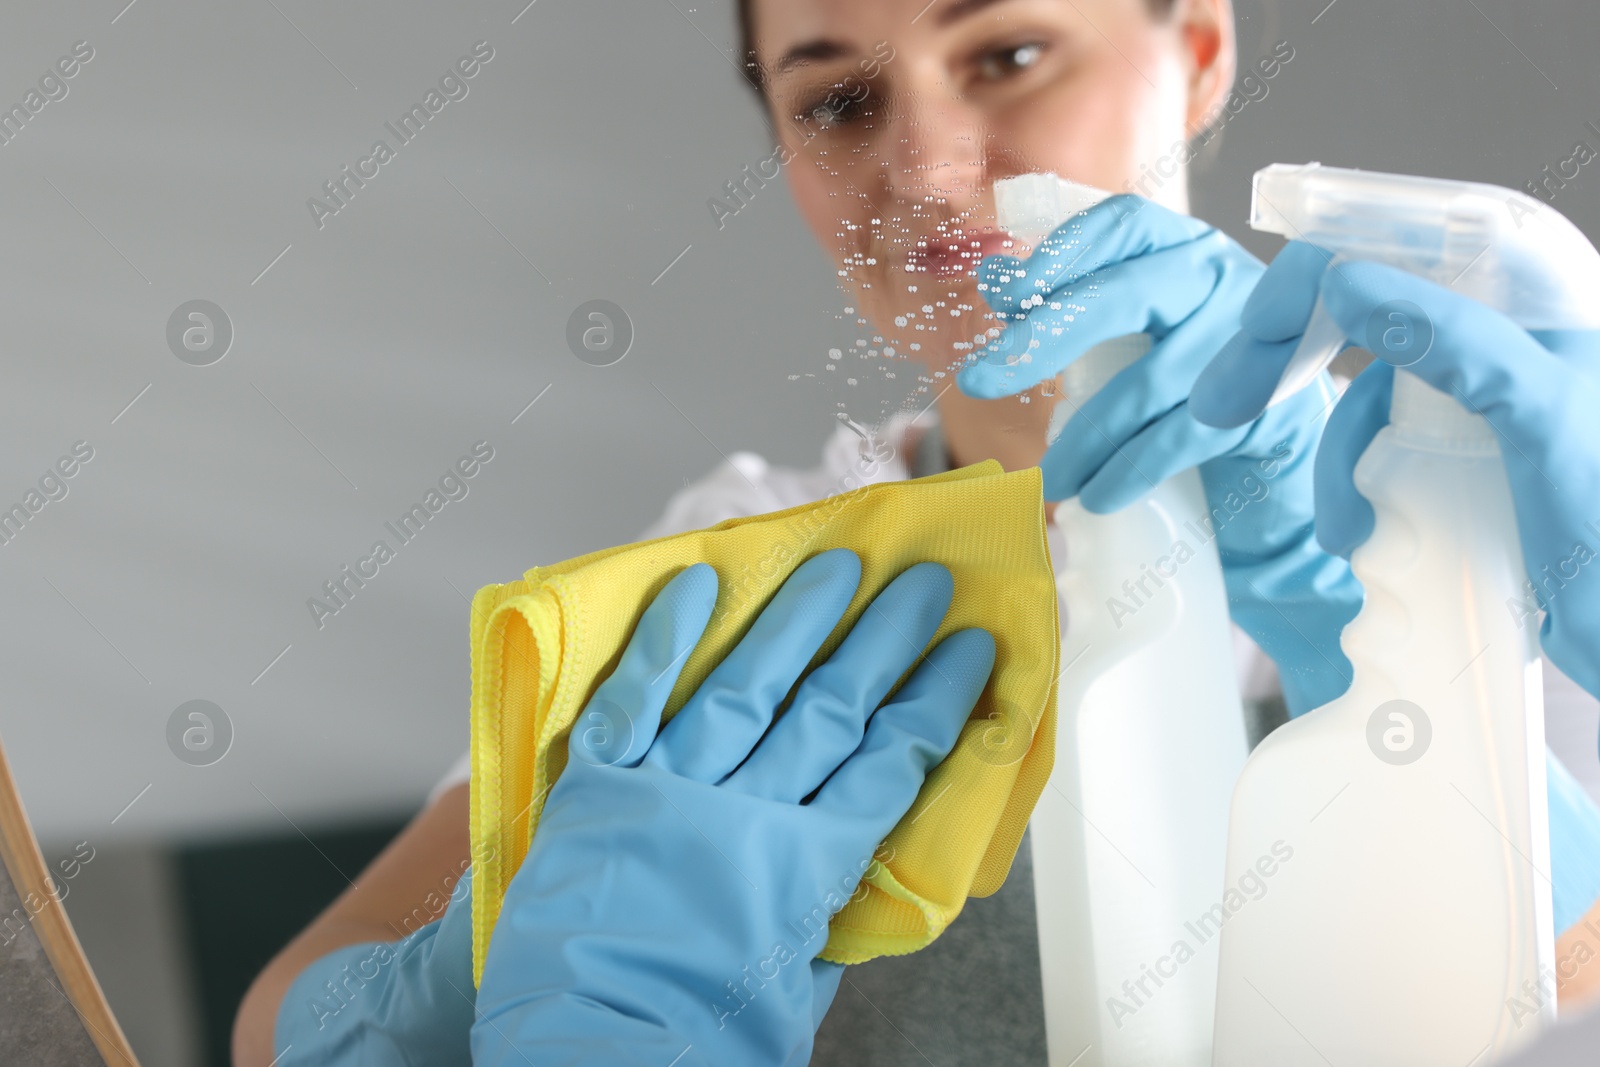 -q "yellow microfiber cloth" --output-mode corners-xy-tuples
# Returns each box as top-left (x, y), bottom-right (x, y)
(467, 459), (1060, 986)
